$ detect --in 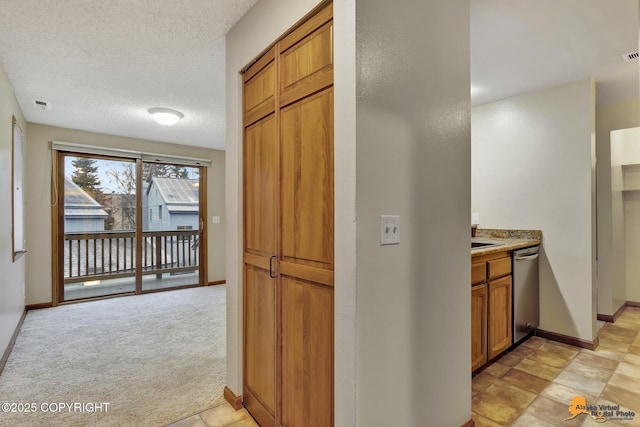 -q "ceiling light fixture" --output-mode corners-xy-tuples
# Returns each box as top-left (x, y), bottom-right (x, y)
(148, 108), (184, 126)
